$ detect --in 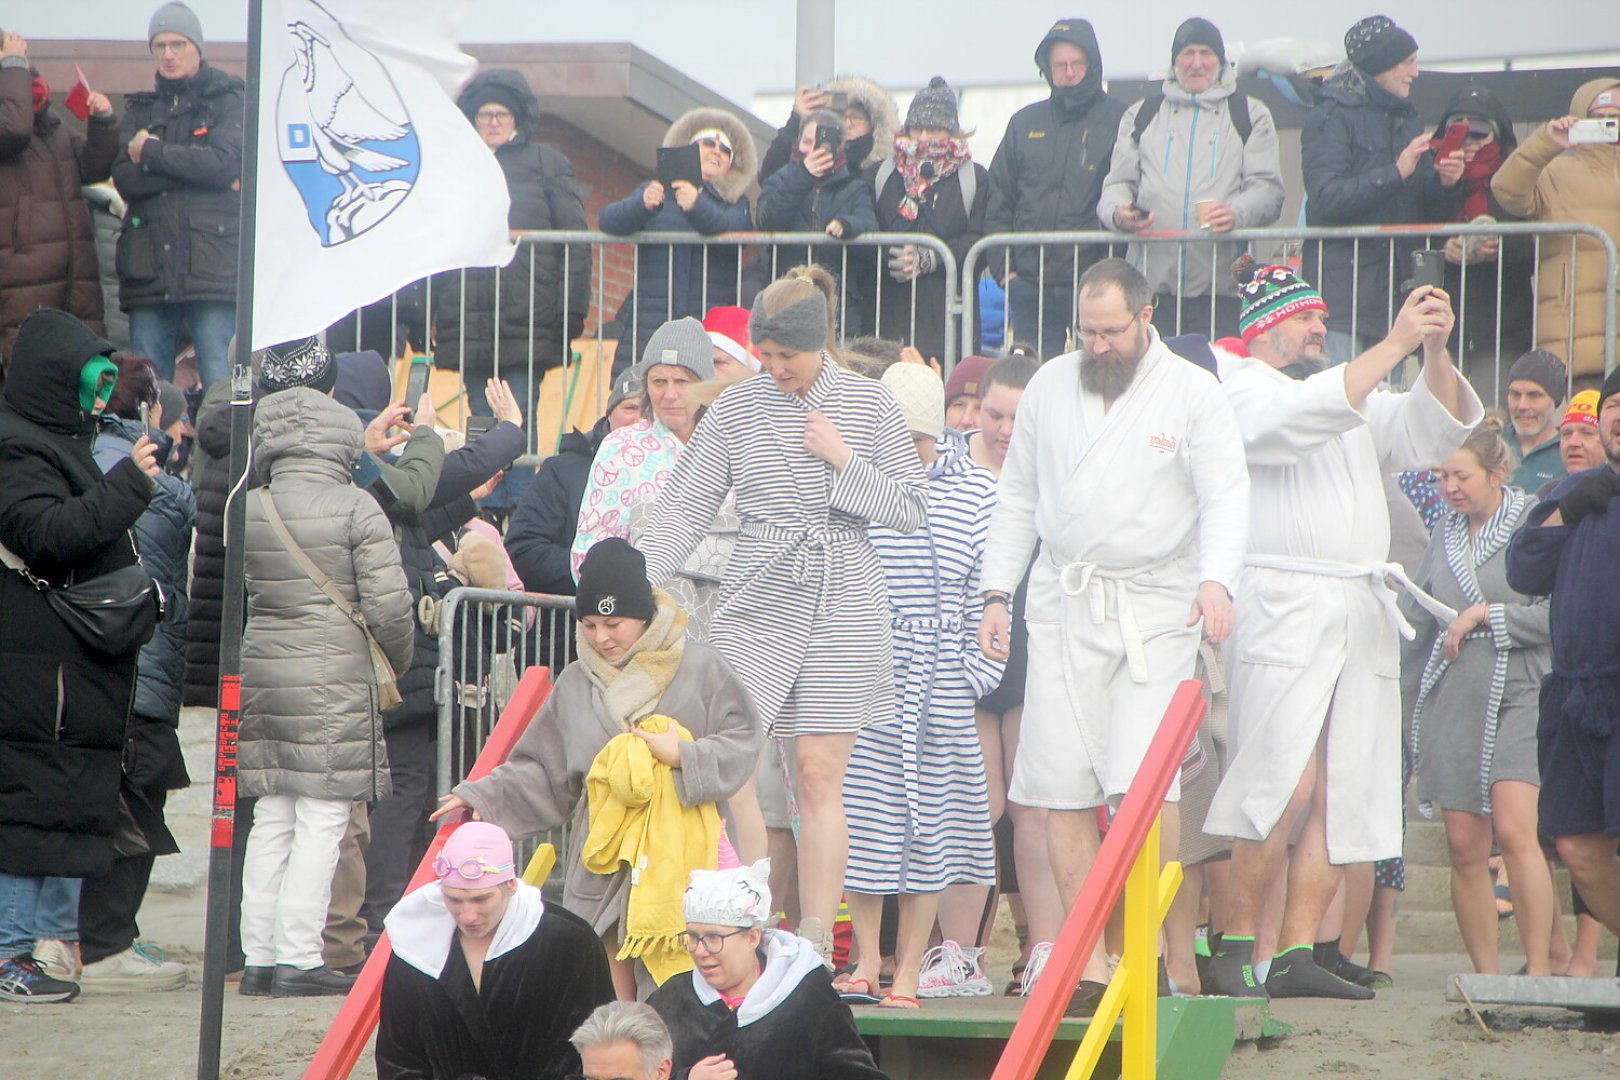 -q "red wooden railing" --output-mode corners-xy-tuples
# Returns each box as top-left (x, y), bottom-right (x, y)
(302, 666), (555, 1080)
(989, 680), (1207, 1080)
